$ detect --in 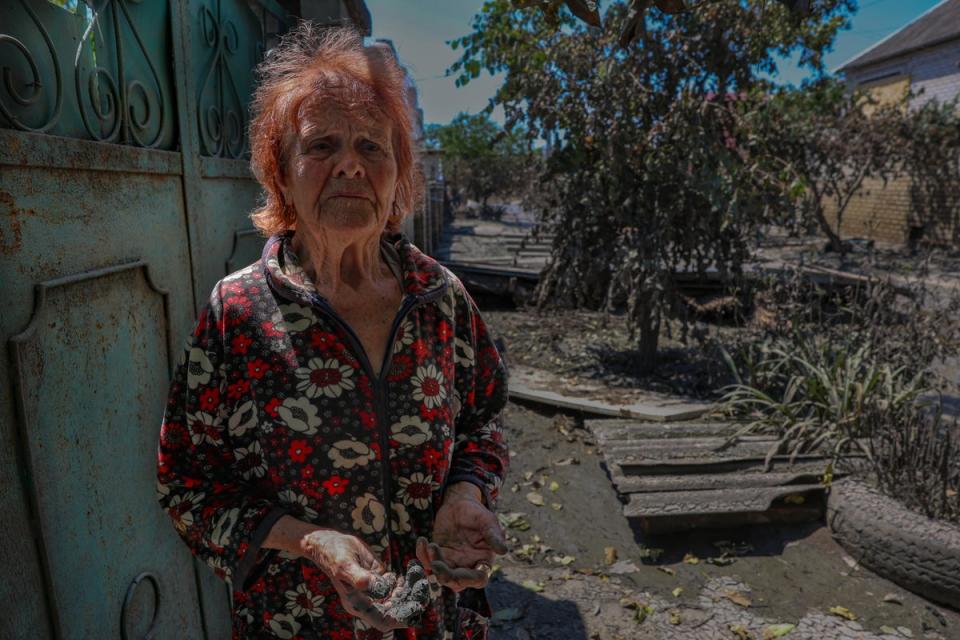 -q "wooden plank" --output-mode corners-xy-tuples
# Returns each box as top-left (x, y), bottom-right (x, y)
(587, 419), (744, 441)
(624, 484), (825, 533)
(508, 382), (711, 422)
(612, 453), (836, 476)
(611, 469), (841, 494)
(604, 438), (781, 460)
